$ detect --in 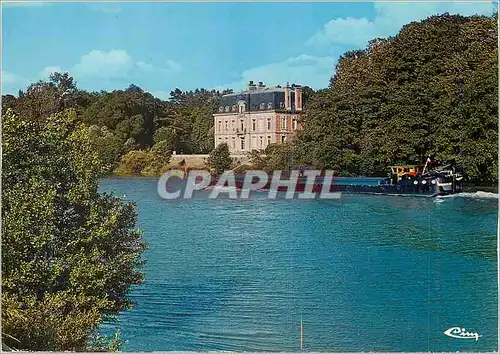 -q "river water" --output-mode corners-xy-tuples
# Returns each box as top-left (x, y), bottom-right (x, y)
(99, 177), (498, 352)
